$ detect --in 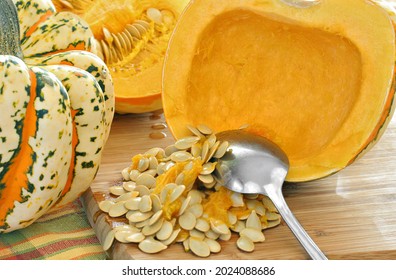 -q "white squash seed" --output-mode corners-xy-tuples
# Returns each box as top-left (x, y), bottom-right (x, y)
(237, 236), (255, 252)
(139, 237), (167, 254)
